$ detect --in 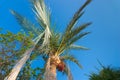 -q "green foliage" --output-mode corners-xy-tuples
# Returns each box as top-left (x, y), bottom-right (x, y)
(55, 0), (92, 55)
(89, 66), (120, 80)
(49, 31), (60, 53)
(0, 30), (42, 80)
